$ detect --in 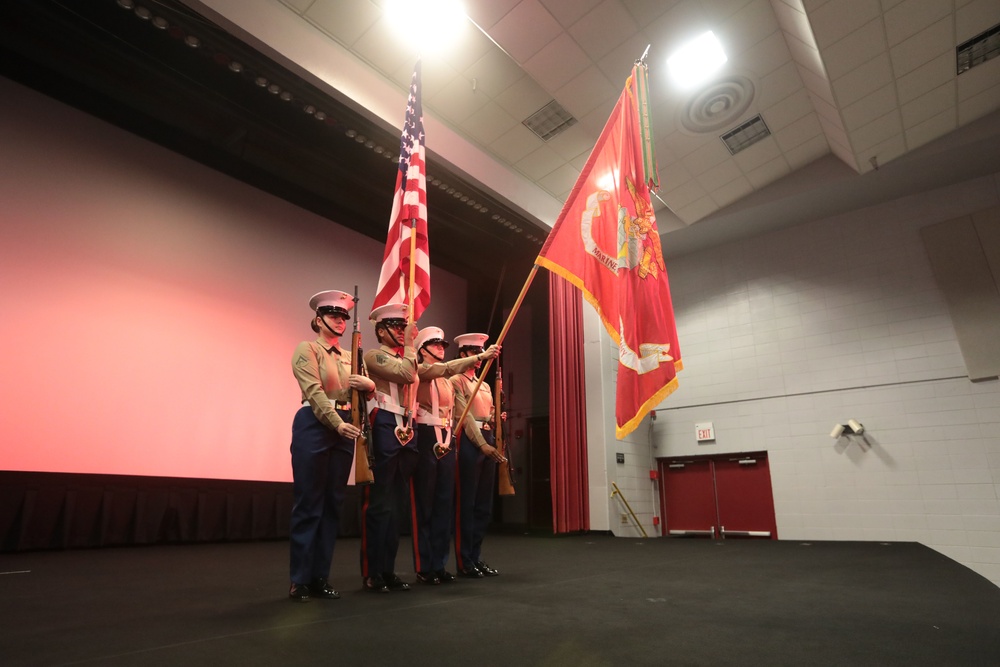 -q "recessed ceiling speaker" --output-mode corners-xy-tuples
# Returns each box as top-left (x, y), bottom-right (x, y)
(680, 75), (755, 134)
